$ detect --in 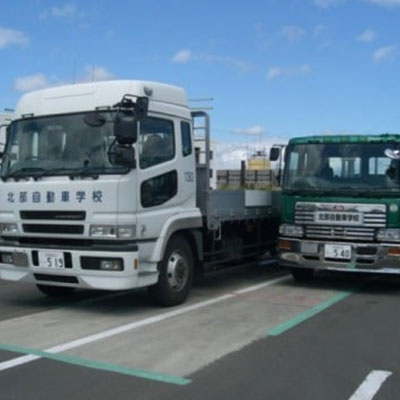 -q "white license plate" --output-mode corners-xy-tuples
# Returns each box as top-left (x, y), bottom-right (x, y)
(324, 244), (351, 260)
(38, 251), (65, 269)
